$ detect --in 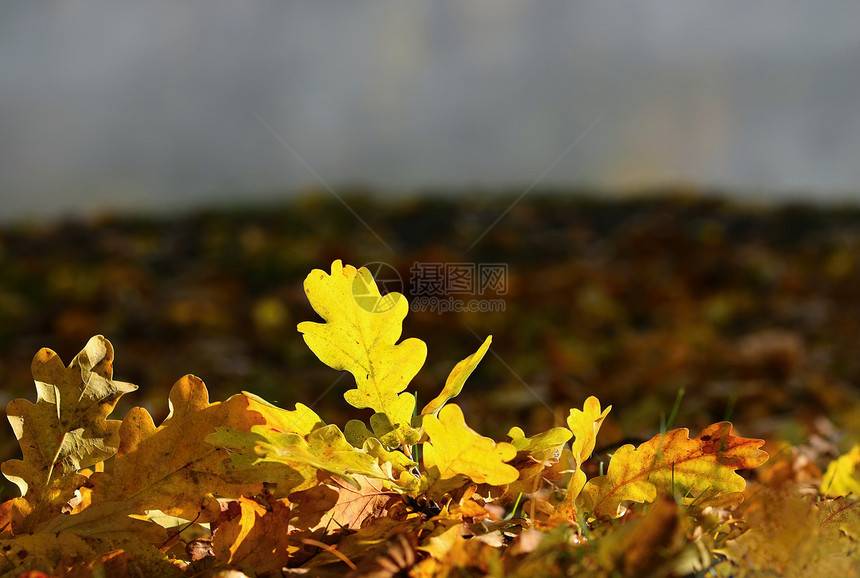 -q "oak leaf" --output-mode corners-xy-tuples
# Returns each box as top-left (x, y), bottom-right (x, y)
(243, 392), (324, 436)
(206, 427), (317, 497)
(581, 422), (768, 519)
(206, 398), (328, 496)
(297, 260), (427, 449)
(551, 396), (611, 523)
(505, 426), (571, 499)
(422, 404), (518, 495)
(714, 488), (854, 576)
(252, 424), (390, 490)
(596, 496), (690, 576)
(508, 426), (573, 459)
(212, 497), (301, 574)
(821, 444), (860, 497)
(87, 375), (265, 522)
(2, 336), (136, 533)
(344, 420), (418, 476)
(422, 336), (492, 416)
(290, 474), (399, 531)
(0, 531), (94, 576)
